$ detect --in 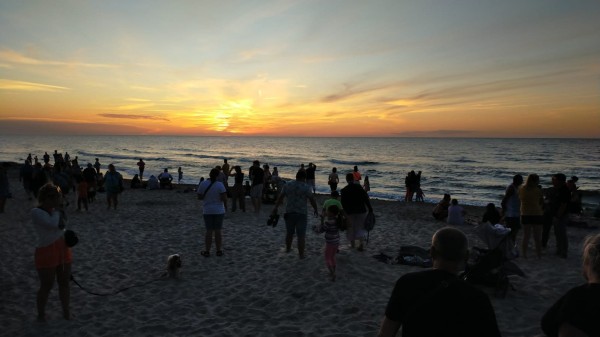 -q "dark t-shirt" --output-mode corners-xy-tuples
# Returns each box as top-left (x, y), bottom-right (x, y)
(541, 283), (600, 337)
(306, 166), (316, 180)
(551, 184), (571, 216)
(385, 269), (501, 337)
(340, 183), (372, 214)
(251, 167), (264, 186)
